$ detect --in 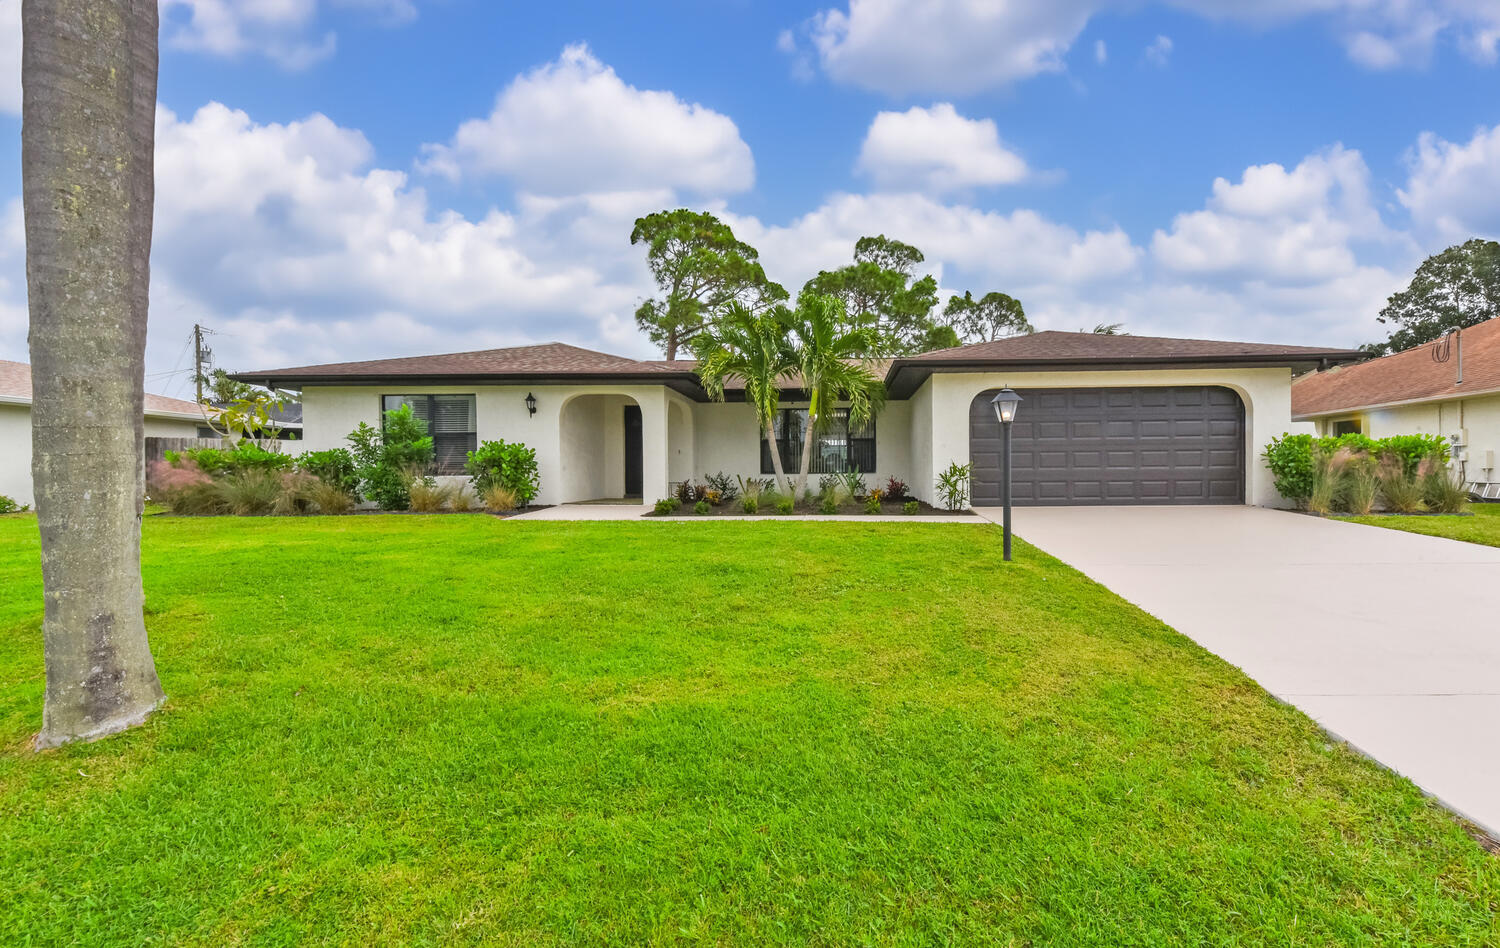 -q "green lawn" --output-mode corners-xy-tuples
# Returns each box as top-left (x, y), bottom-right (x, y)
(1345, 502), (1500, 548)
(0, 515), (1496, 945)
